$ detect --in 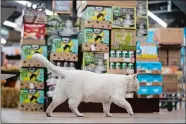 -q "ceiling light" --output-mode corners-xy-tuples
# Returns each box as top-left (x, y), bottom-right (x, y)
(147, 10), (167, 28)
(15, 1), (57, 15)
(1, 38), (7, 44)
(3, 21), (17, 28)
